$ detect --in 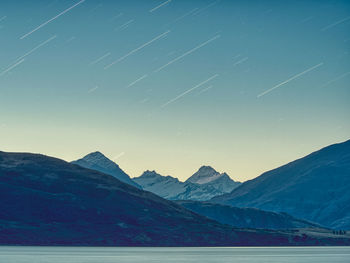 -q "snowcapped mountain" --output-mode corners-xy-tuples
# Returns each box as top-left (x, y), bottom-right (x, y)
(71, 151), (141, 189)
(2, 150), (347, 246)
(133, 166), (241, 201)
(186, 166), (241, 193)
(133, 170), (186, 199)
(187, 166), (224, 184)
